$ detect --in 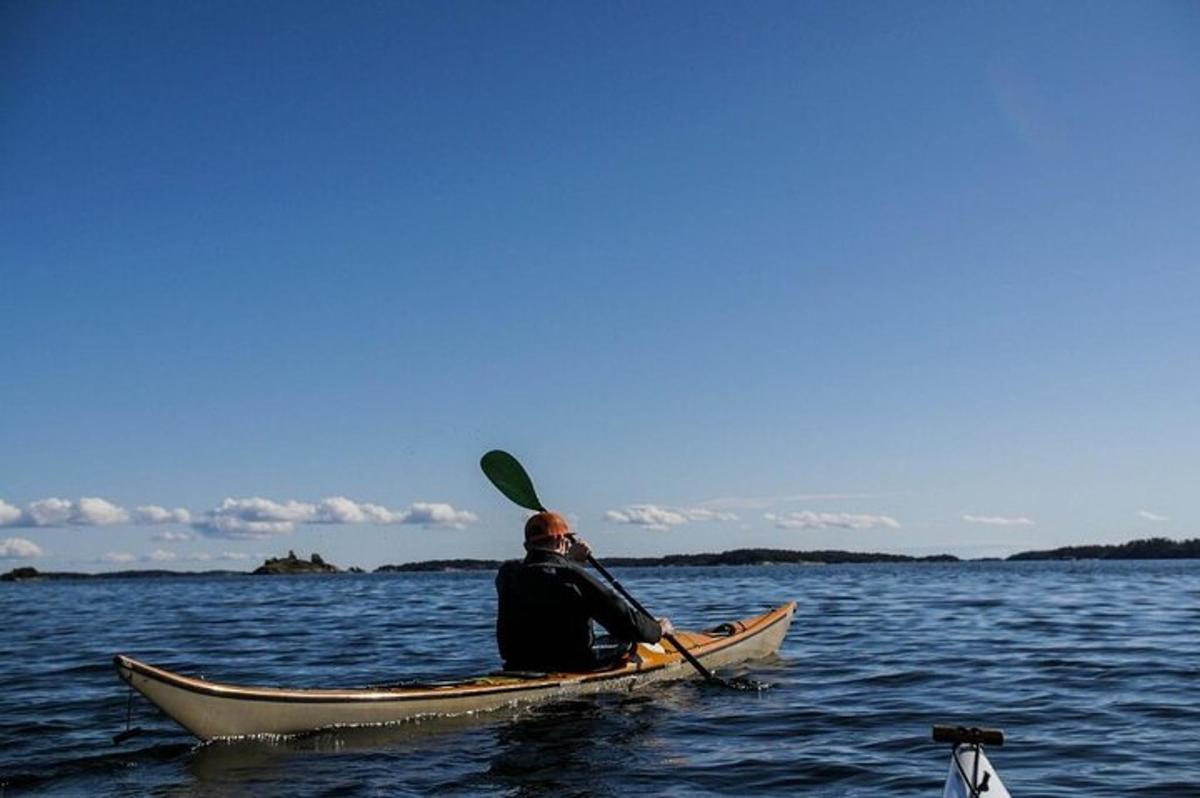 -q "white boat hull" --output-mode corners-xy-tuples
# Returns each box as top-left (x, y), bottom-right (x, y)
(115, 601), (795, 741)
